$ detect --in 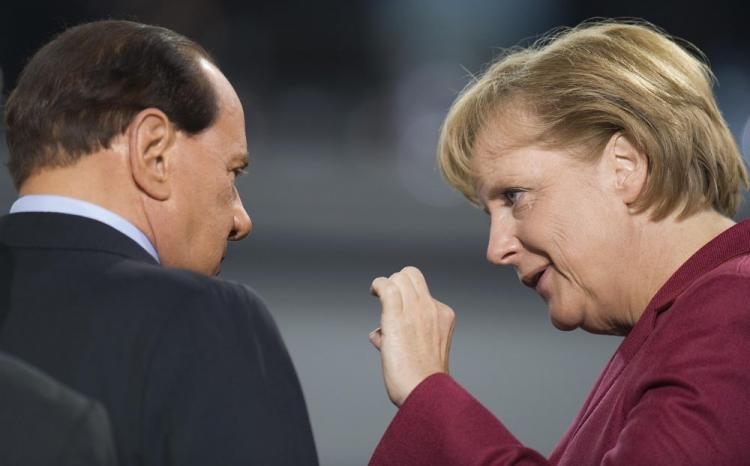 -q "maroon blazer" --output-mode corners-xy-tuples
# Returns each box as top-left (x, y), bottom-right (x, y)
(370, 220), (750, 465)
